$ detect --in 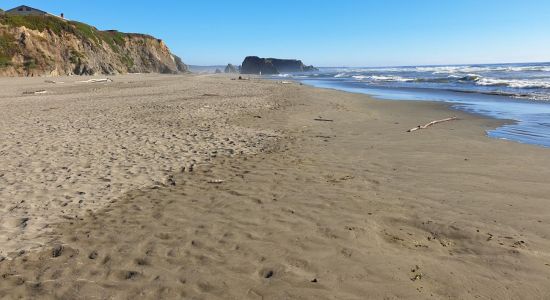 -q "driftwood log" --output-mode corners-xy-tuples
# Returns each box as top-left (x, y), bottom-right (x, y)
(407, 116), (458, 132)
(23, 90), (47, 95)
(78, 78), (113, 83)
